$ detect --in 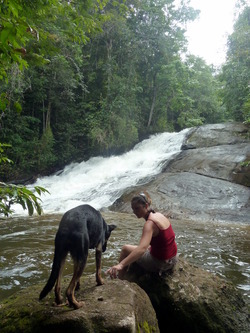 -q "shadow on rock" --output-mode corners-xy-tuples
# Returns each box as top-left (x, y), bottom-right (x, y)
(124, 257), (249, 333)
